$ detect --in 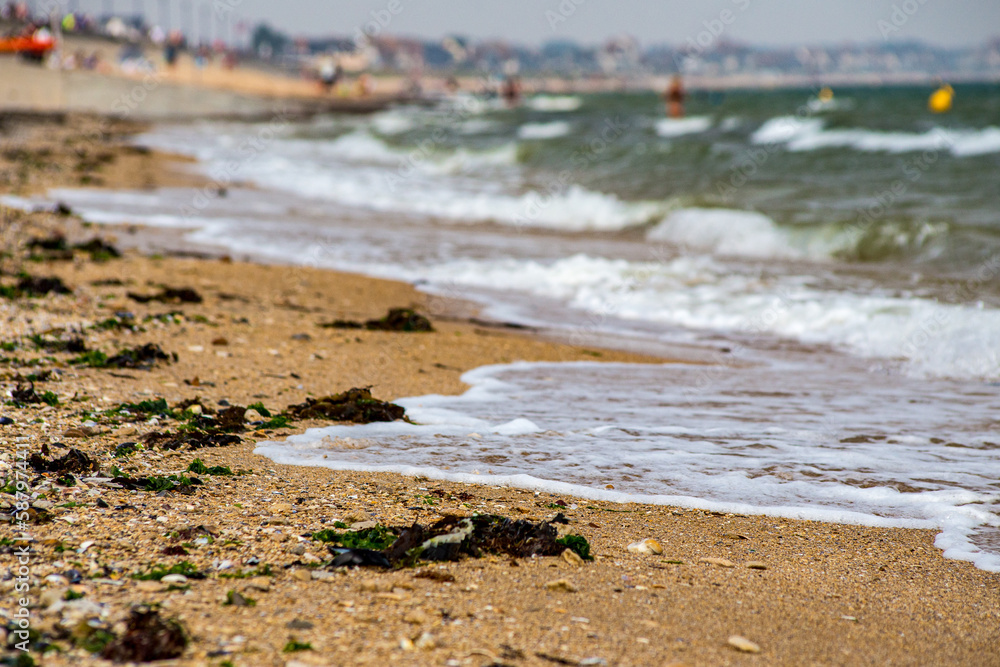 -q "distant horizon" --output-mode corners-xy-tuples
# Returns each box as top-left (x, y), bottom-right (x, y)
(39, 0), (1000, 51)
